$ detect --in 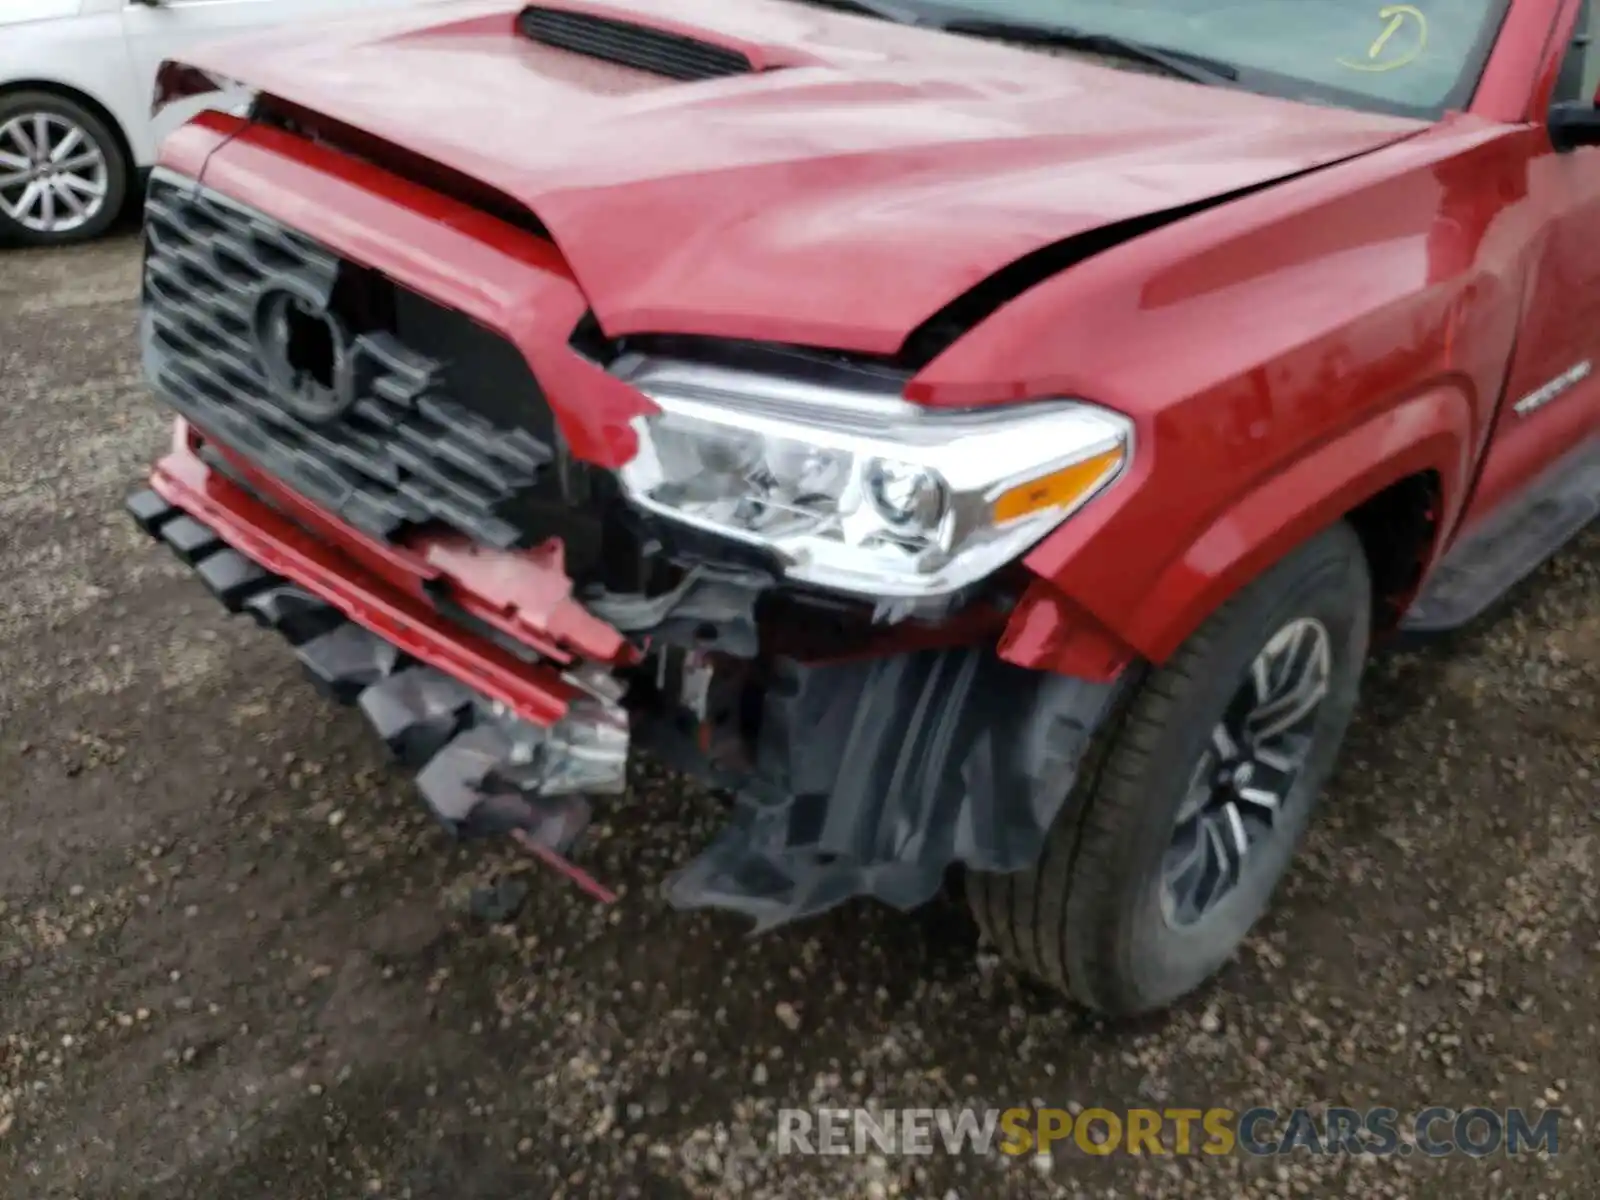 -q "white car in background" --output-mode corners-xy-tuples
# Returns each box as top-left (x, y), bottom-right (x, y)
(0, 0), (429, 246)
